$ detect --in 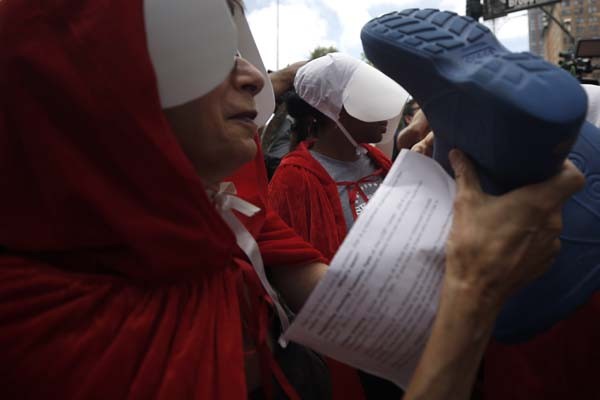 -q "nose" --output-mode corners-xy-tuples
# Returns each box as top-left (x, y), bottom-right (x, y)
(233, 56), (265, 97)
